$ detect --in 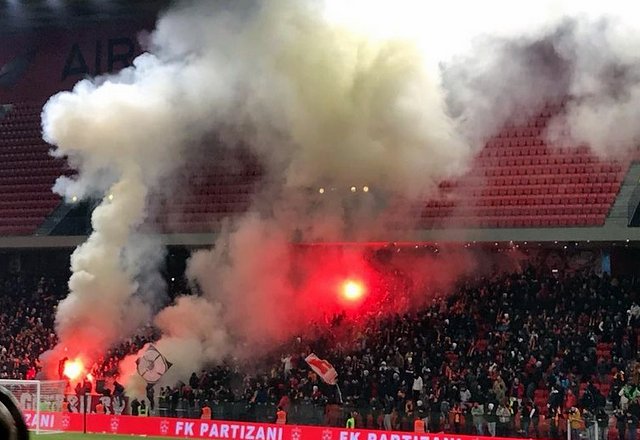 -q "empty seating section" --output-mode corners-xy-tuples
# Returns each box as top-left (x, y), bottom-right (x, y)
(0, 102), (64, 234)
(421, 104), (631, 228)
(151, 158), (260, 233)
(0, 100), (632, 234)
